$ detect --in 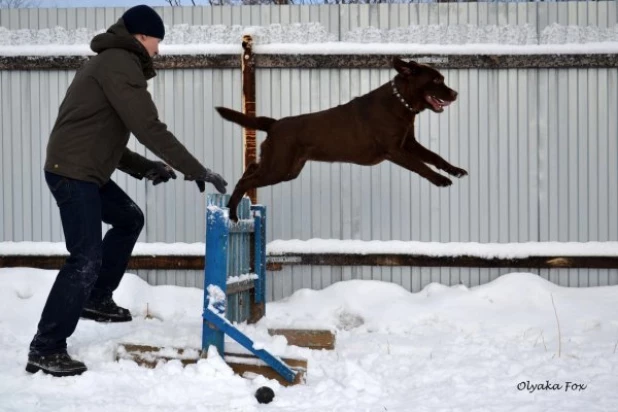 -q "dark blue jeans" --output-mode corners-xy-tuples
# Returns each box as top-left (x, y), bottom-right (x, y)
(29, 172), (144, 356)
